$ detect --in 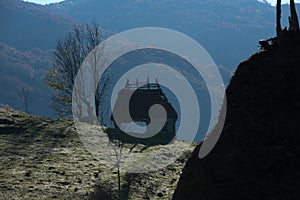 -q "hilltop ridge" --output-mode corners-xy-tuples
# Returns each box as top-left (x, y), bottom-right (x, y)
(173, 4), (300, 198)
